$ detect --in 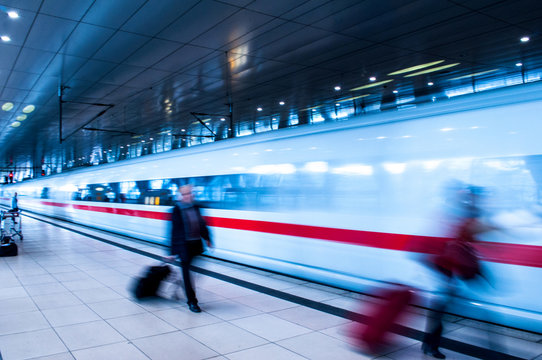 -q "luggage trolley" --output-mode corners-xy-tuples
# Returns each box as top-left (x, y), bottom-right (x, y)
(0, 210), (23, 242)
